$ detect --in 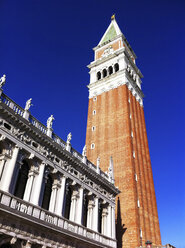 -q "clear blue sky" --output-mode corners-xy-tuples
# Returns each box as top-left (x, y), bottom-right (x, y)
(0, 0), (185, 247)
